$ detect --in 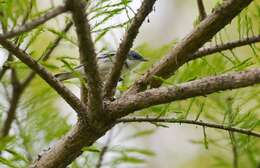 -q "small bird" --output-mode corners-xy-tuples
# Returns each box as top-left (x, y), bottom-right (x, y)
(55, 50), (148, 81)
